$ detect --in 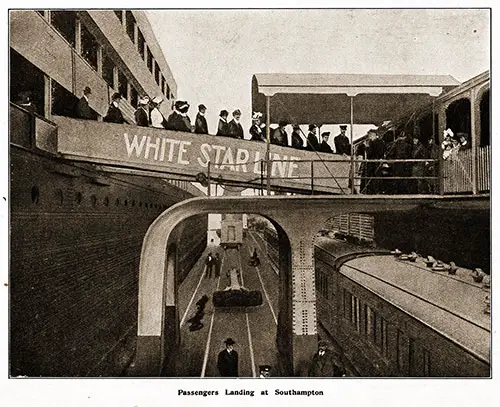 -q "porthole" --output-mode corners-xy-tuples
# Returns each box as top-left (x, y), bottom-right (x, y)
(31, 186), (40, 204)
